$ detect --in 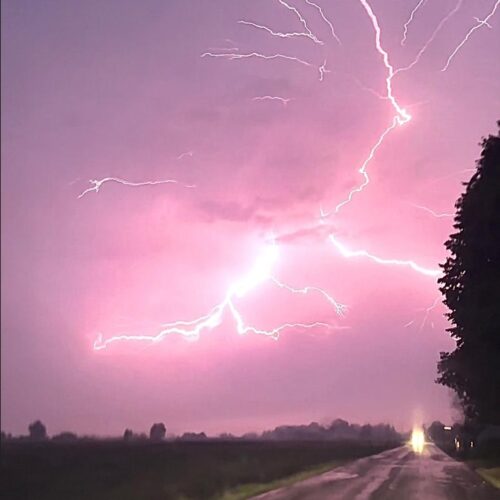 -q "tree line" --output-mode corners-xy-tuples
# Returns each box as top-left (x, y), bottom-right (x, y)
(1, 418), (402, 444)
